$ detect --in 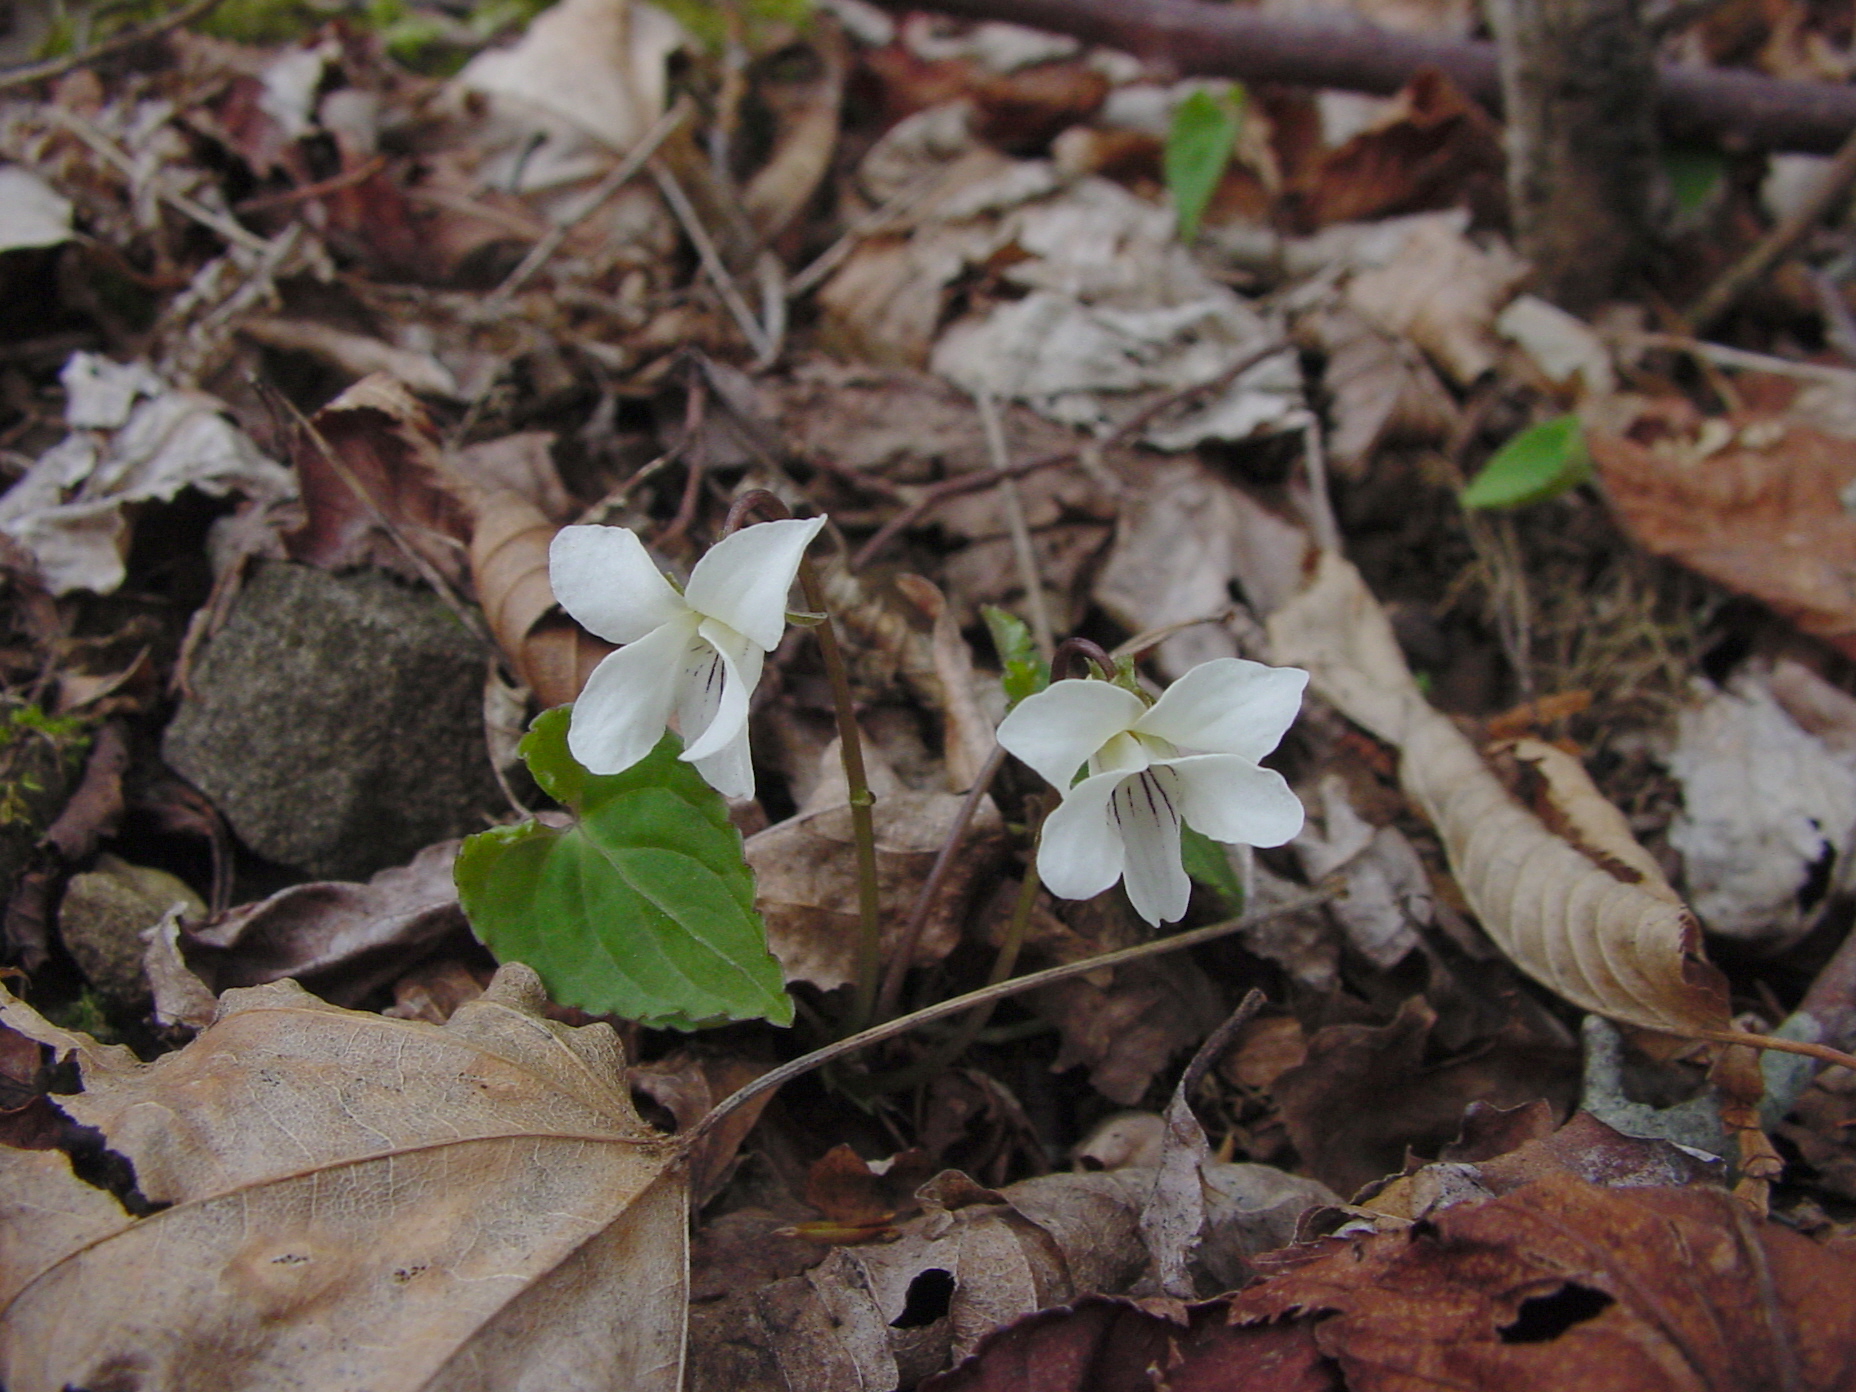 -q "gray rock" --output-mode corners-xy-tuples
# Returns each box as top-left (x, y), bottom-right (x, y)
(164, 561), (502, 879)
(59, 854), (205, 1008)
